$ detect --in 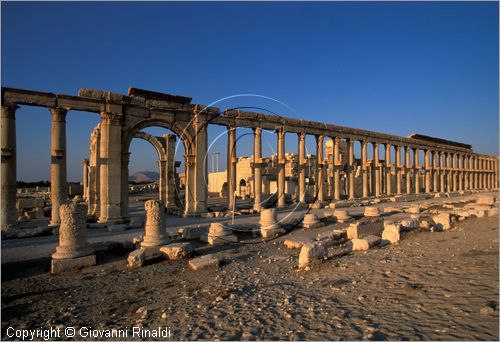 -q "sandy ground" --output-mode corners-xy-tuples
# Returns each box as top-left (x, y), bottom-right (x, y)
(1, 210), (498, 340)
